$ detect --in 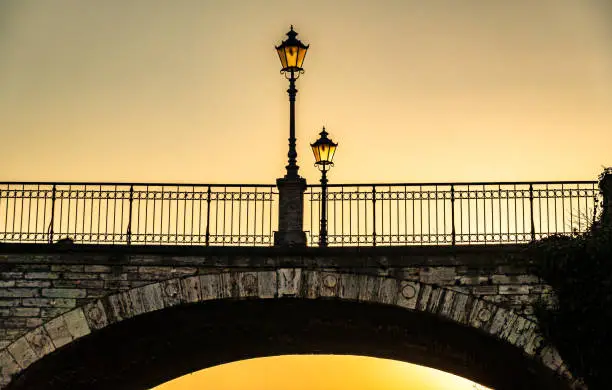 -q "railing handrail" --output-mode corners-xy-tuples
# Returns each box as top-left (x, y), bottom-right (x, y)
(0, 180), (597, 187)
(307, 180), (597, 188)
(0, 182), (277, 188)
